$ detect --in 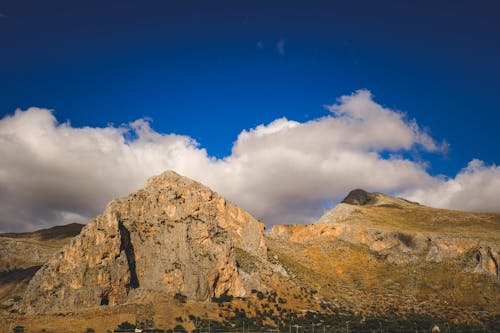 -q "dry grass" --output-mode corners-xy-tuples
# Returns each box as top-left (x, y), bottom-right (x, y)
(321, 195), (500, 244)
(266, 235), (500, 323)
(0, 224), (83, 310)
